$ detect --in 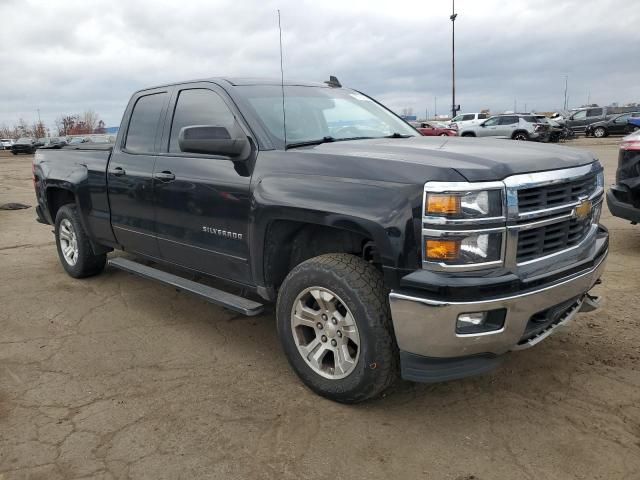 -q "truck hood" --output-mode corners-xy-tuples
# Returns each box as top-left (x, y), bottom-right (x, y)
(300, 136), (596, 182)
